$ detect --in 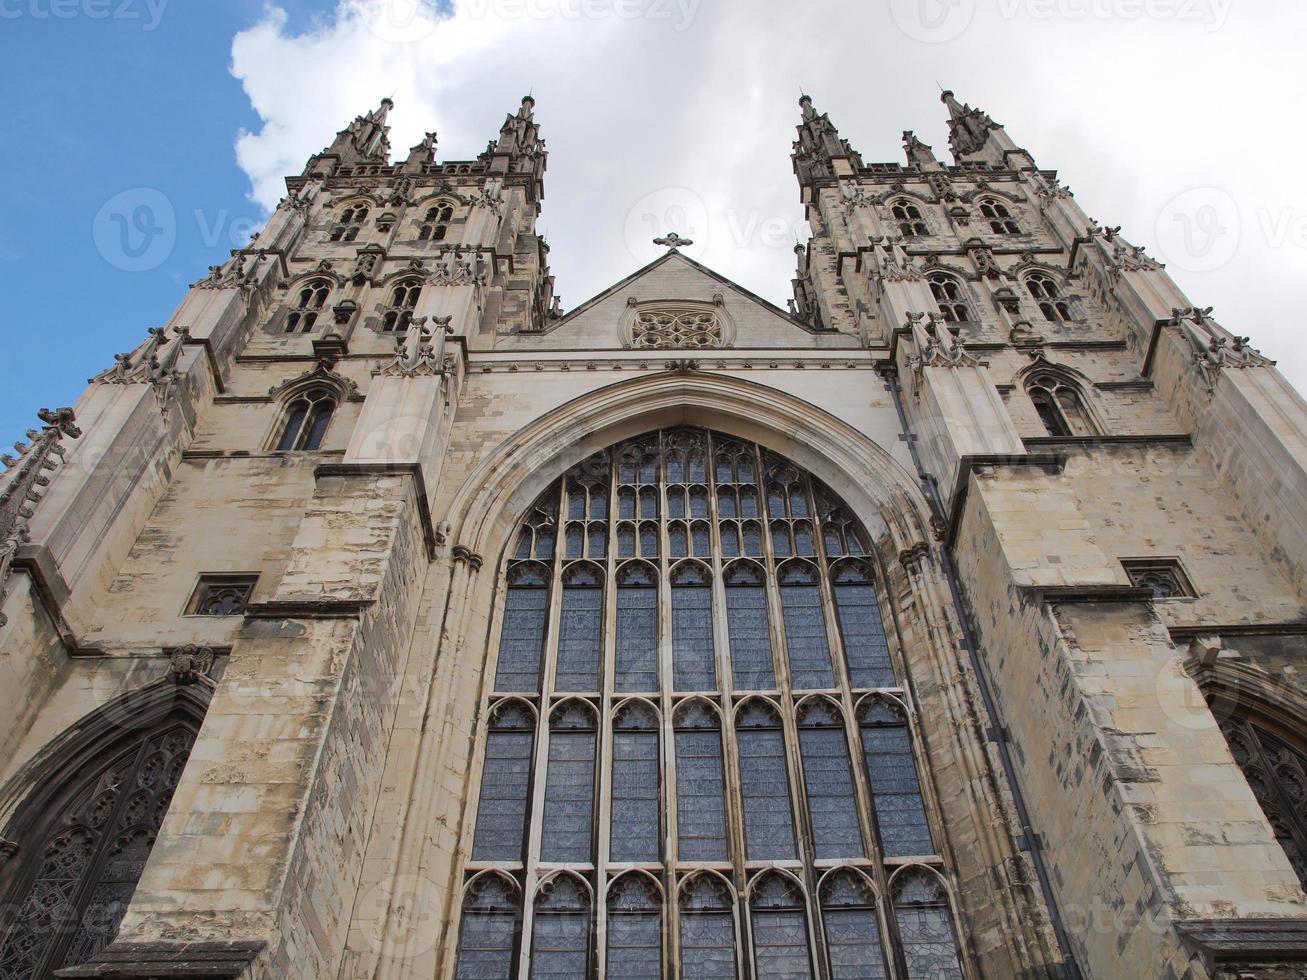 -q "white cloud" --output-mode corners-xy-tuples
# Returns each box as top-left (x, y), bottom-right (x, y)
(229, 0), (1307, 391)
